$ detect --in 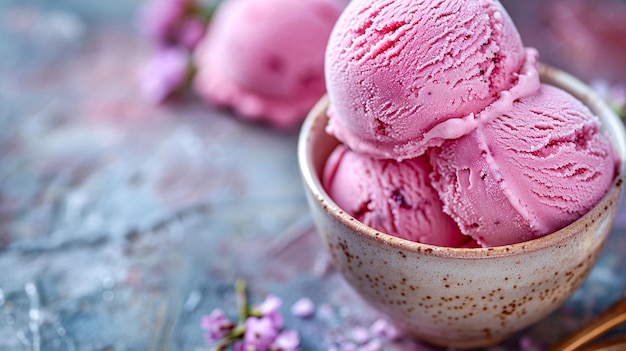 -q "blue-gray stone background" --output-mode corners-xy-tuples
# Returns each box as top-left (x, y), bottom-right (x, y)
(0, 0), (625, 350)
